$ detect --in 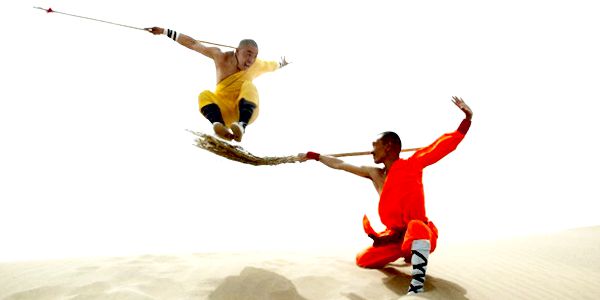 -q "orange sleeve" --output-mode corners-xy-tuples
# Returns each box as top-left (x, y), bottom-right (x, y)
(411, 119), (471, 168)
